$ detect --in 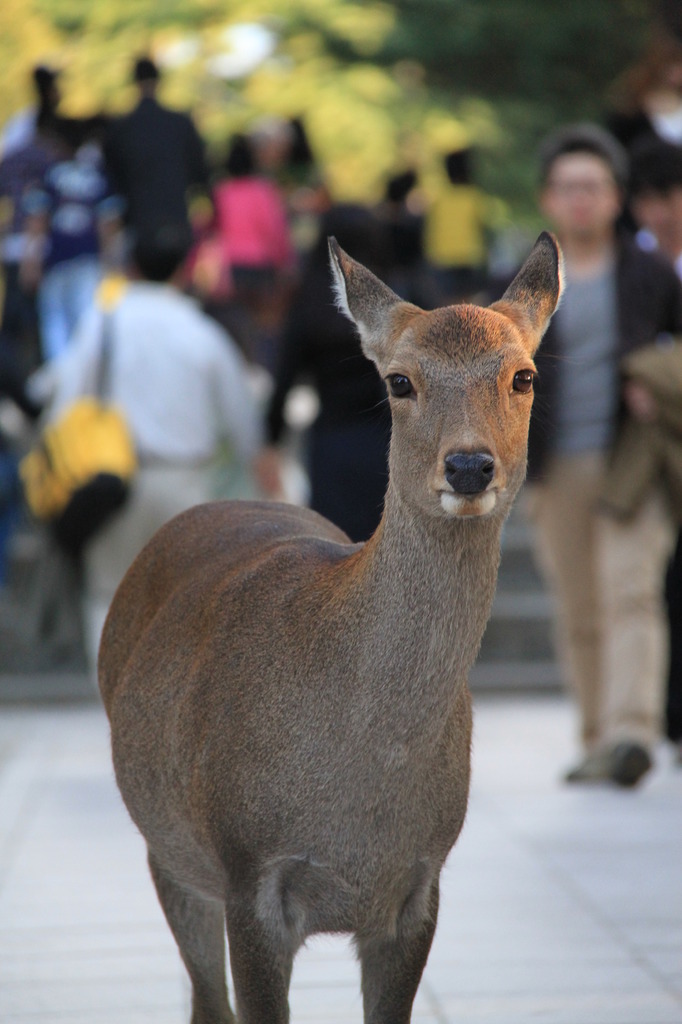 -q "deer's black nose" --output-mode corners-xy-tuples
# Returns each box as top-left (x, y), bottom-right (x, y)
(444, 452), (495, 496)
